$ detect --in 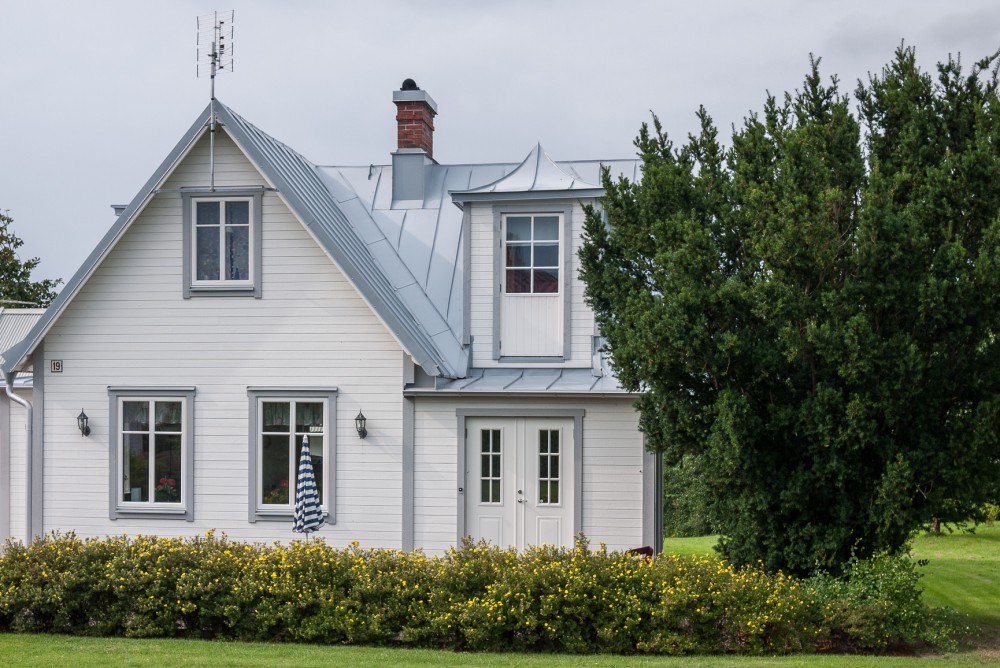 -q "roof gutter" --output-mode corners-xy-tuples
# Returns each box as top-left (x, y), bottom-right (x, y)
(4, 372), (32, 545)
